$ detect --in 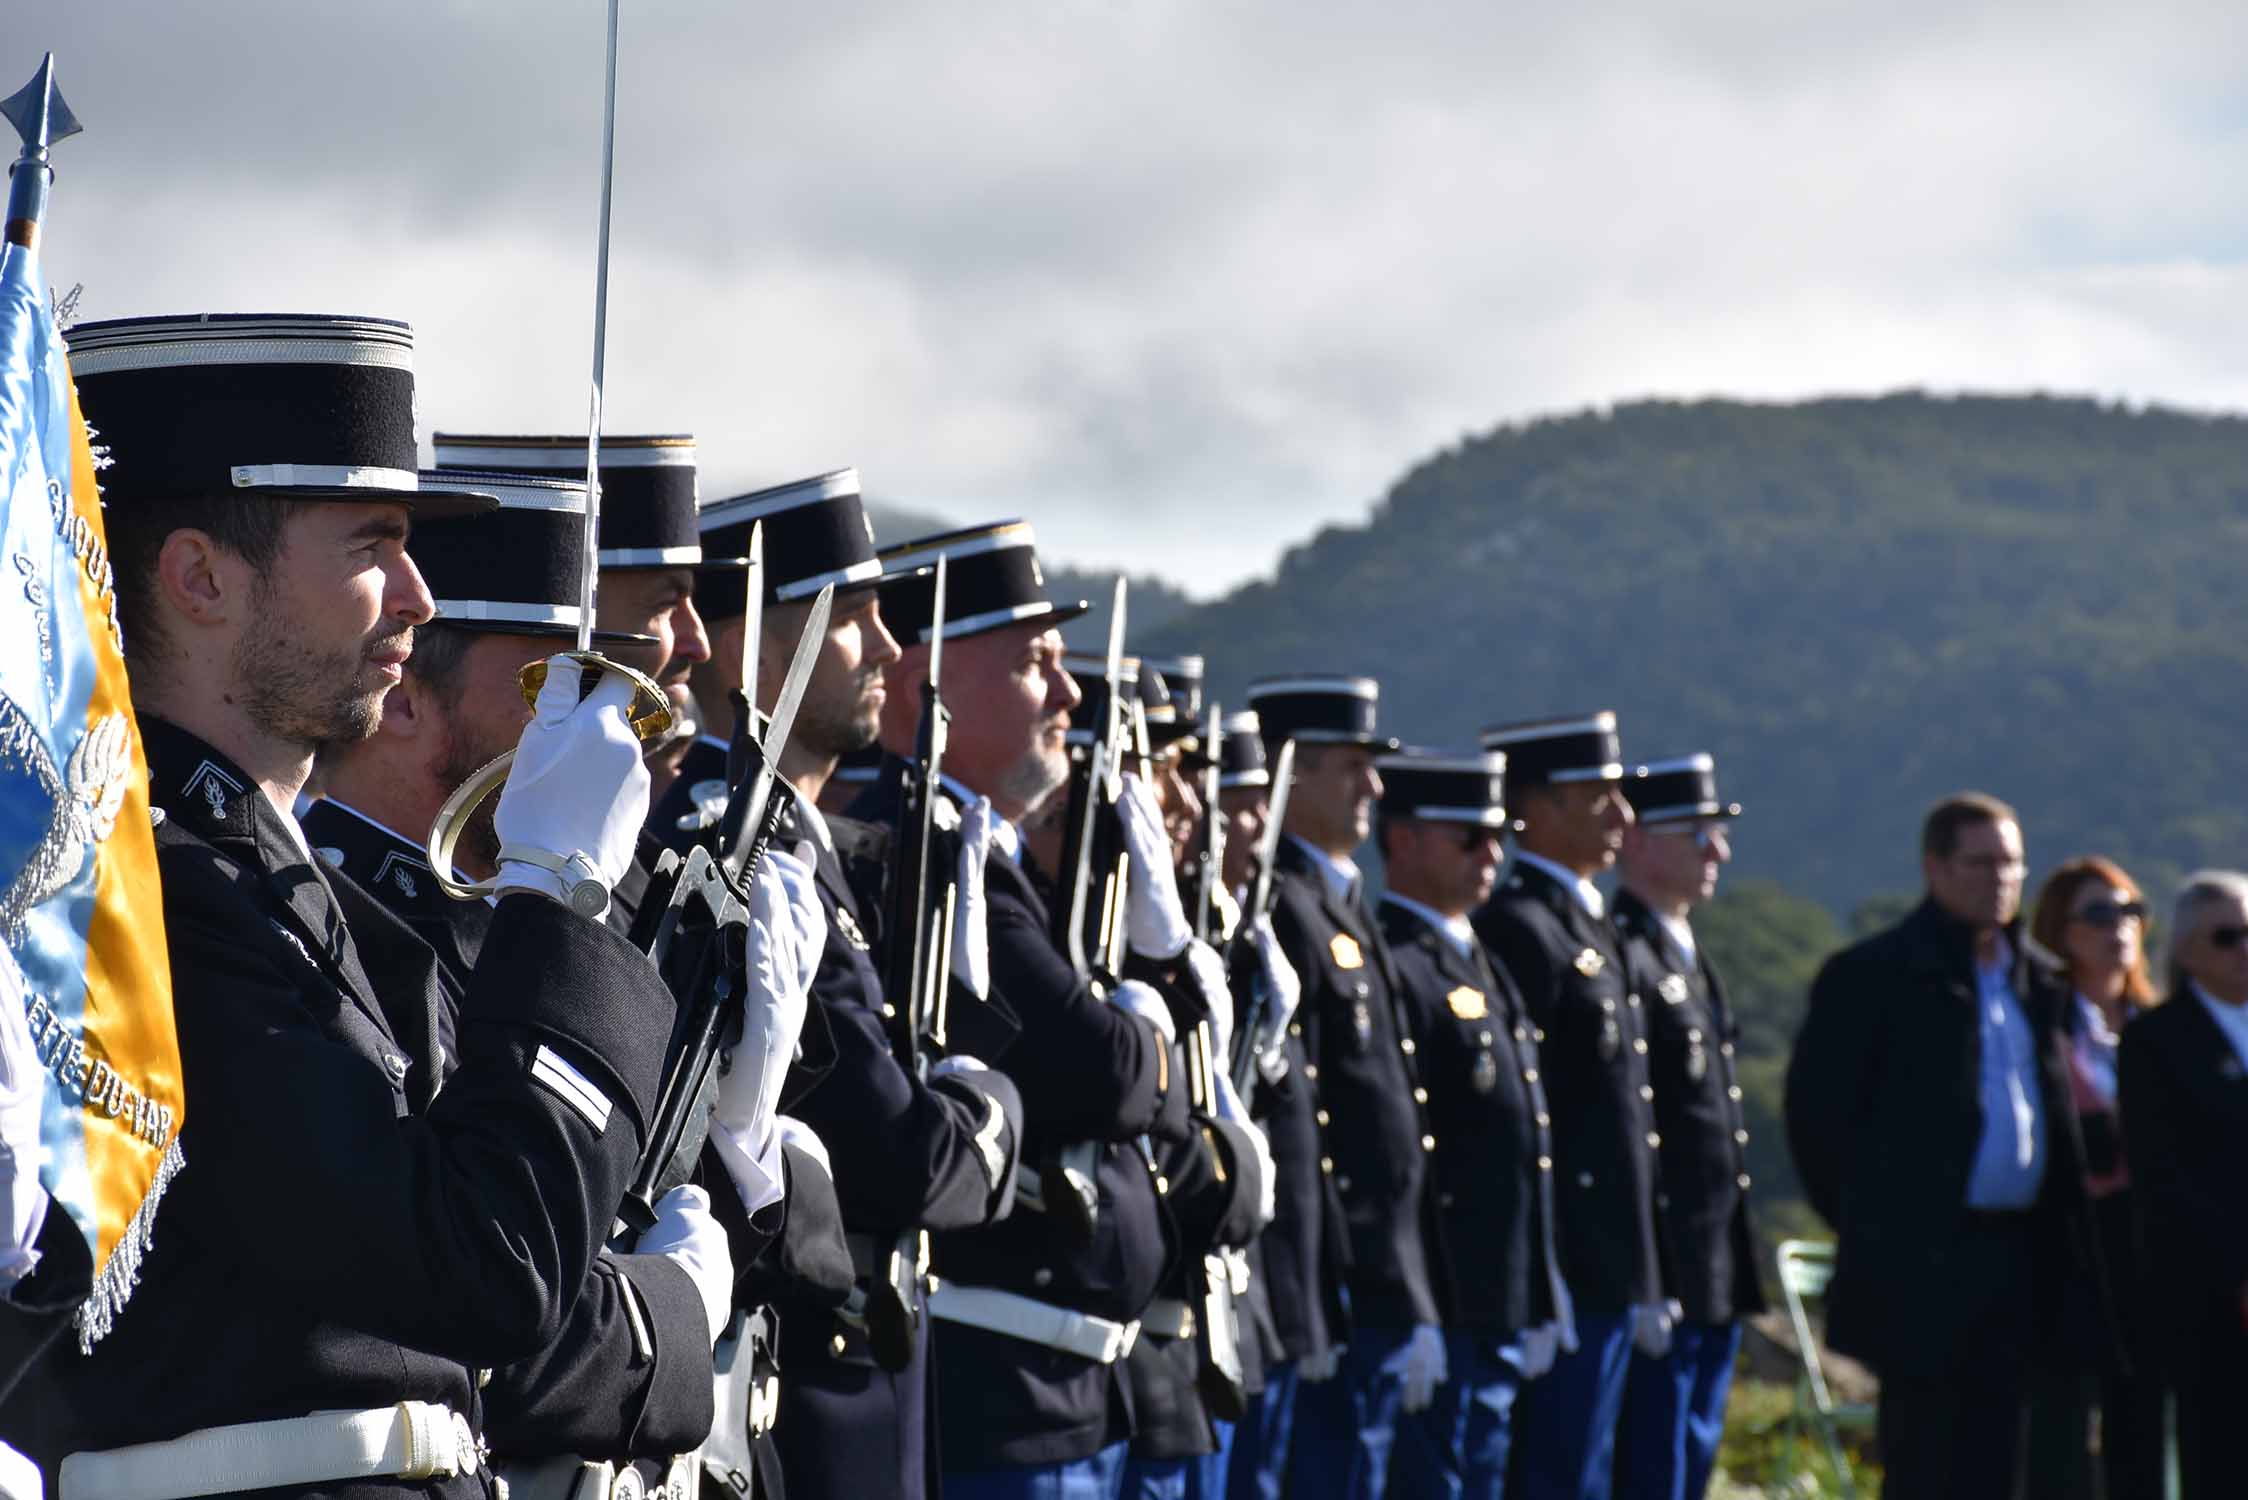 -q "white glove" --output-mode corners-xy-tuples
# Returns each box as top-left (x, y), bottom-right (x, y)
(931, 1054), (991, 1080)
(775, 1114), (832, 1179)
(1182, 939), (1235, 1063)
(1248, 912), (1302, 1057)
(1630, 1301), (1675, 1358)
(1119, 773), (1193, 959)
(0, 1439), (40, 1500)
(954, 797), (996, 1001)
(1299, 1343), (1346, 1383)
(711, 846), (823, 1214)
(639, 1184), (734, 1346)
(1112, 977), (1176, 1046)
(1213, 1074), (1277, 1225)
(0, 943), (49, 1289)
(1401, 1324), (1448, 1413)
(494, 656), (651, 914)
